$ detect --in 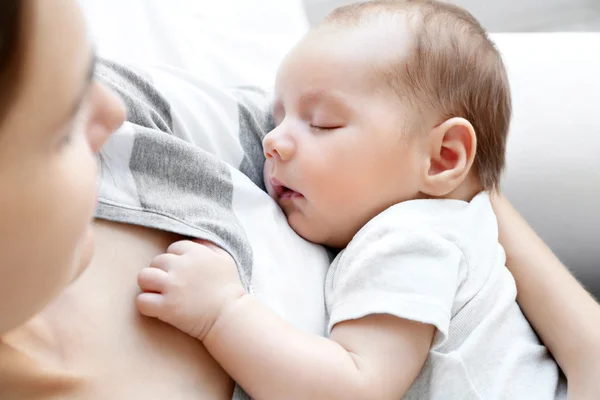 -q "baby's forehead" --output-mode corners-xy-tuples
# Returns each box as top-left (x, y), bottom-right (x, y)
(310, 16), (414, 58)
(278, 21), (415, 89)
